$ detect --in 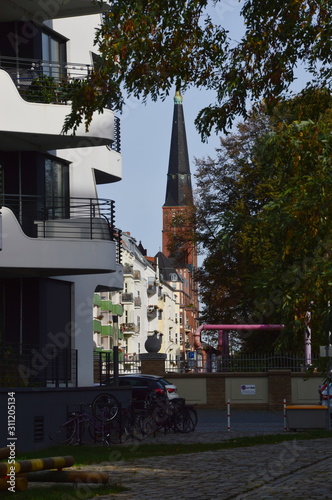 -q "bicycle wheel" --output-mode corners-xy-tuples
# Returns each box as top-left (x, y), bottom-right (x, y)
(174, 406), (197, 433)
(104, 412), (131, 444)
(92, 393), (119, 422)
(129, 412), (156, 441)
(49, 419), (77, 445)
